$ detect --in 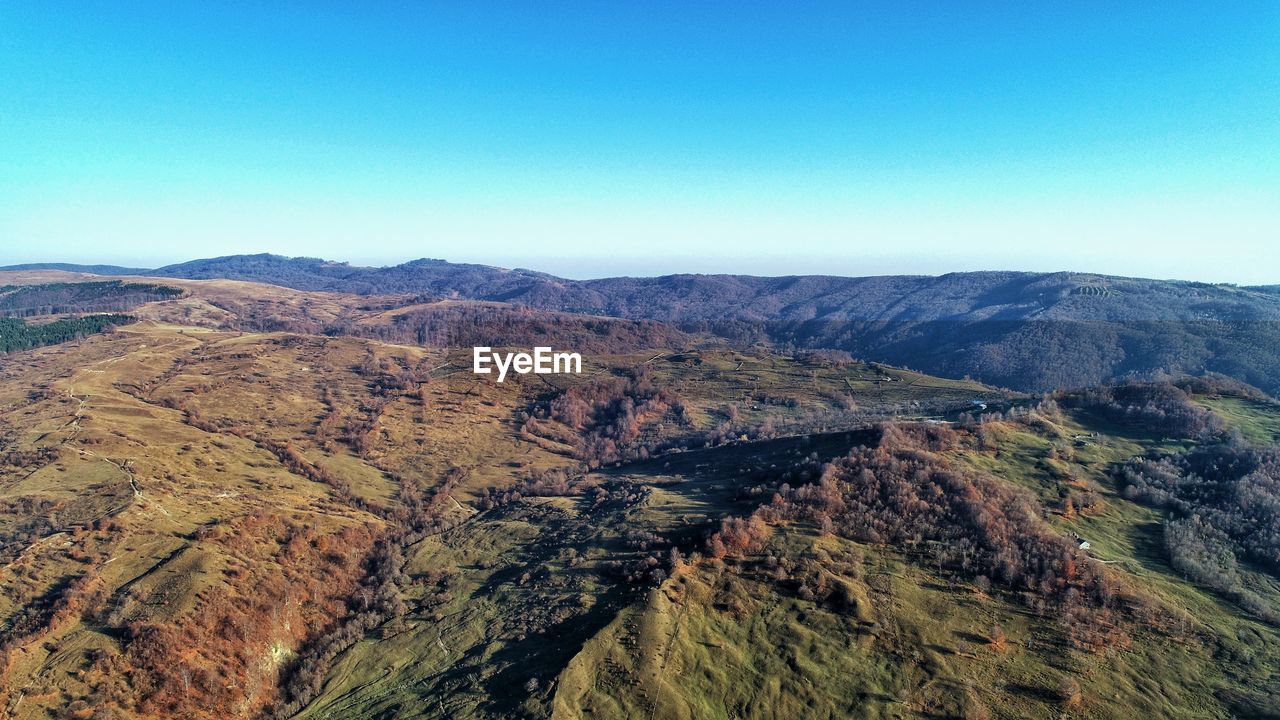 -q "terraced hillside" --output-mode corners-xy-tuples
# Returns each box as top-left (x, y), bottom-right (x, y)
(0, 276), (1278, 719)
